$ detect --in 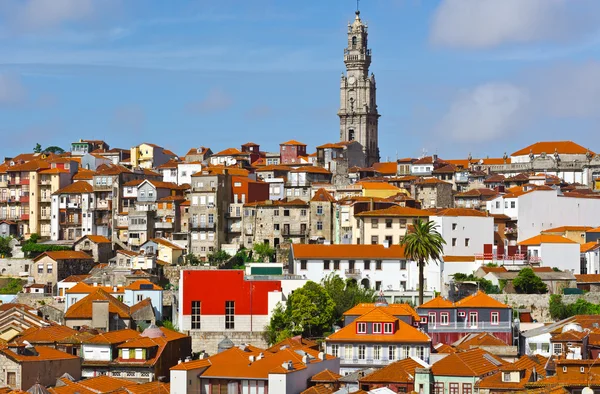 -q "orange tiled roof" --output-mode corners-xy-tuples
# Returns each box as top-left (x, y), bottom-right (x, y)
(12, 325), (78, 344)
(359, 357), (424, 383)
(431, 348), (507, 377)
(280, 139), (306, 146)
(59, 375), (136, 393)
(33, 251), (93, 262)
(518, 234), (578, 246)
(511, 141), (593, 156)
(79, 235), (111, 244)
(0, 346), (79, 363)
(444, 256), (477, 262)
(355, 205), (430, 217)
(292, 244), (406, 260)
(84, 329), (140, 345)
(542, 226), (594, 233)
(343, 303), (420, 322)
(434, 343), (456, 354)
(300, 386), (334, 394)
(454, 332), (508, 350)
(432, 208), (488, 217)
(311, 188), (336, 203)
(454, 291), (511, 309)
(290, 166), (331, 174)
(417, 177), (451, 185)
(126, 382), (170, 394)
(213, 147), (244, 156)
(66, 282), (124, 294)
(418, 295), (453, 309)
(359, 182), (402, 190)
(575, 274), (600, 283)
(125, 280), (162, 291)
(327, 310), (430, 343)
(477, 354), (547, 390)
(372, 162), (397, 175)
(587, 226), (600, 233)
(54, 181), (94, 194)
(61, 274), (90, 283)
(580, 242), (600, 253)
(311, 369), (342, 382)
(65, 288), (131, 319)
